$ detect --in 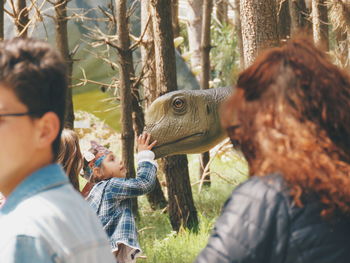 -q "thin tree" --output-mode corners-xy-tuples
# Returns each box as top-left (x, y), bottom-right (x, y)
(312, 0), (329, 50)
(199, 0), (213, 187)
(172, 0), (180, 38)
(289, 0), (311, 36)
(141, 0), (168, 210)
(187, 0), (203, 70)
(141, 0), (157, 107)
(52, 0), (74, 128)
(15, 0), (29, 37)
(240, 0), (279, 67)
(0, 0), (4, 40)
(115, 0), (136, 184)
(232, 0), (244, 69)
(328, 0), (350, 67)
(277, 0), (291, 40)
(150, 0), (199, 231)
(215, 0), (228, 25)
